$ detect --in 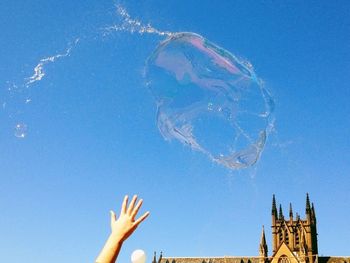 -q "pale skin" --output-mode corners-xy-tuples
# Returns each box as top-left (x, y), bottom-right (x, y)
(95, 195), (150, 263)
